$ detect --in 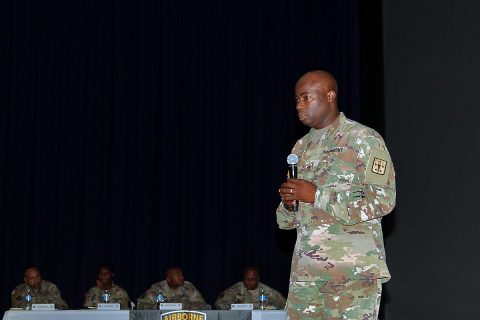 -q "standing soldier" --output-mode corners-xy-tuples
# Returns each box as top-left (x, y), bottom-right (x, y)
(277, 70), (396, 319)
